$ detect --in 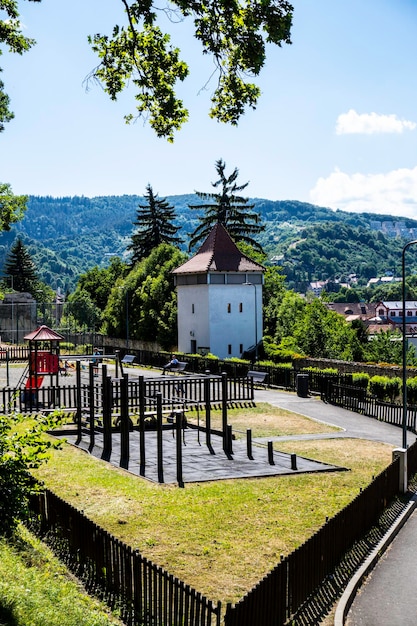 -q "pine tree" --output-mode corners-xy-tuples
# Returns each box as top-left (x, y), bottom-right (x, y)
(128, 184), (183, 265)
(188, 159), (264, 252)
(4, 238), (39, 293)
